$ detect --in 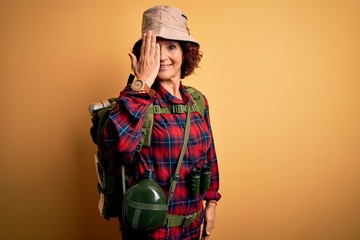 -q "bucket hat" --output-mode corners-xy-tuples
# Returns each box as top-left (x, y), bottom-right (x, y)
(135, 5), (199, 46)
